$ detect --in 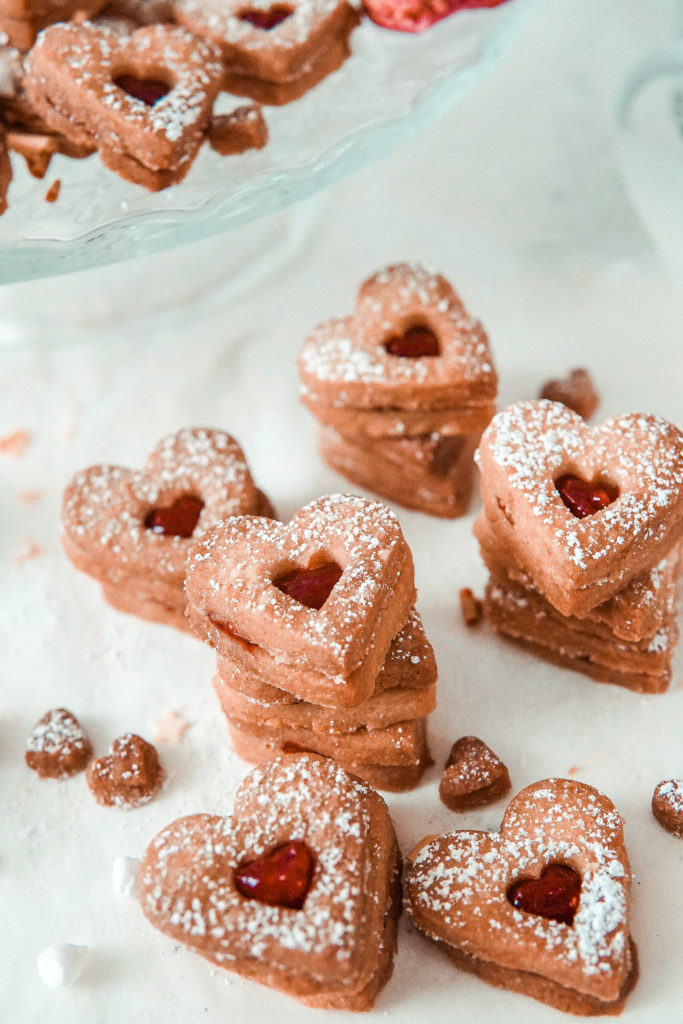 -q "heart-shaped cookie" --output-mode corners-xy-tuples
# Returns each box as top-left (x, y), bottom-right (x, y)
(62, 427), (273, 630)
(185, 493), (416, 705)
(25, 708), (92, 780)
(439, 735), (510, 811)
(87, 732), (163, 808)
(174, 0), (359, 105)
(476, 400), (683, 617)
(406, 778), (638, 1015)
(0, 0), (106, 49)
(24, 23), (223, 187)
(298, 263), (497, 435)
(138, 753), (402, 1010)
